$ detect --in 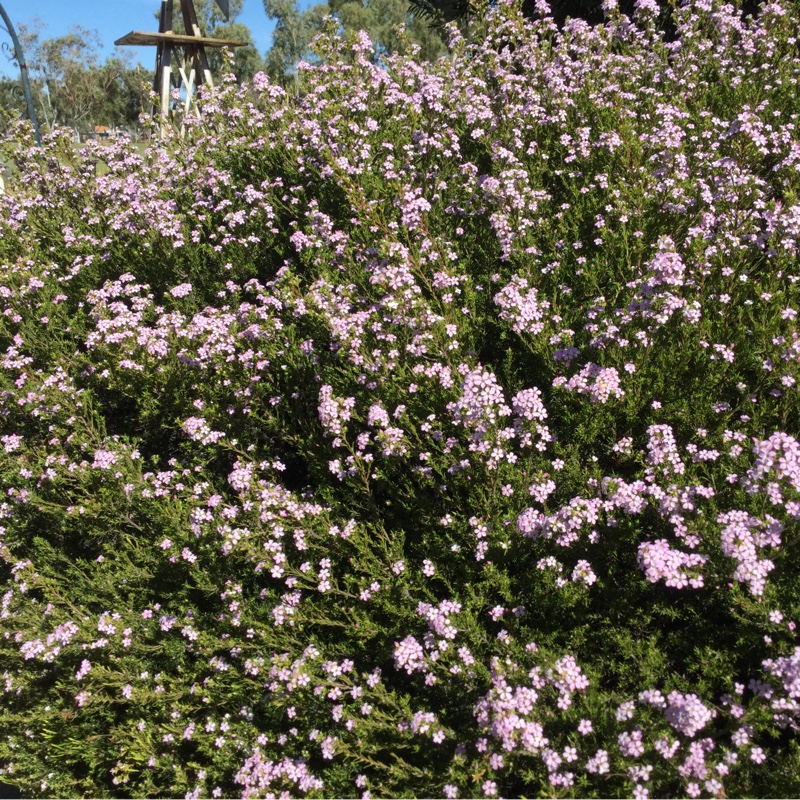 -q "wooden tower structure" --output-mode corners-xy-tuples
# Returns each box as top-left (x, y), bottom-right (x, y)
(116, 0), (245, 125)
